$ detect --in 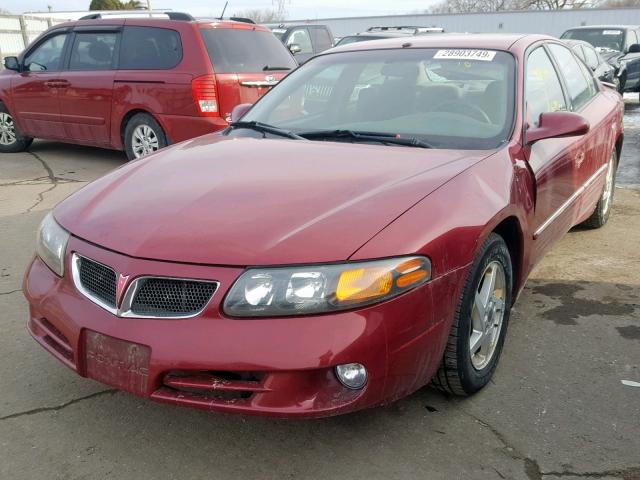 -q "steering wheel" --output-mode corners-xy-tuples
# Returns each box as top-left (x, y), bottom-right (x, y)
(432, 100), (492, 124)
